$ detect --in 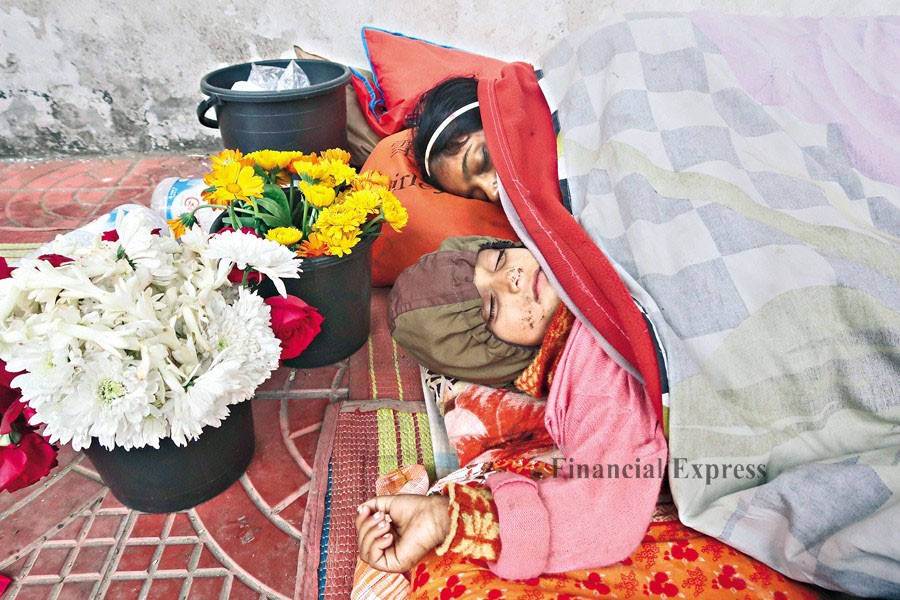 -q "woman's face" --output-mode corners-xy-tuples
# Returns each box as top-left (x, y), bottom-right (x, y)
(474, 246), (561, 347)
(430, 130), (500, 203)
